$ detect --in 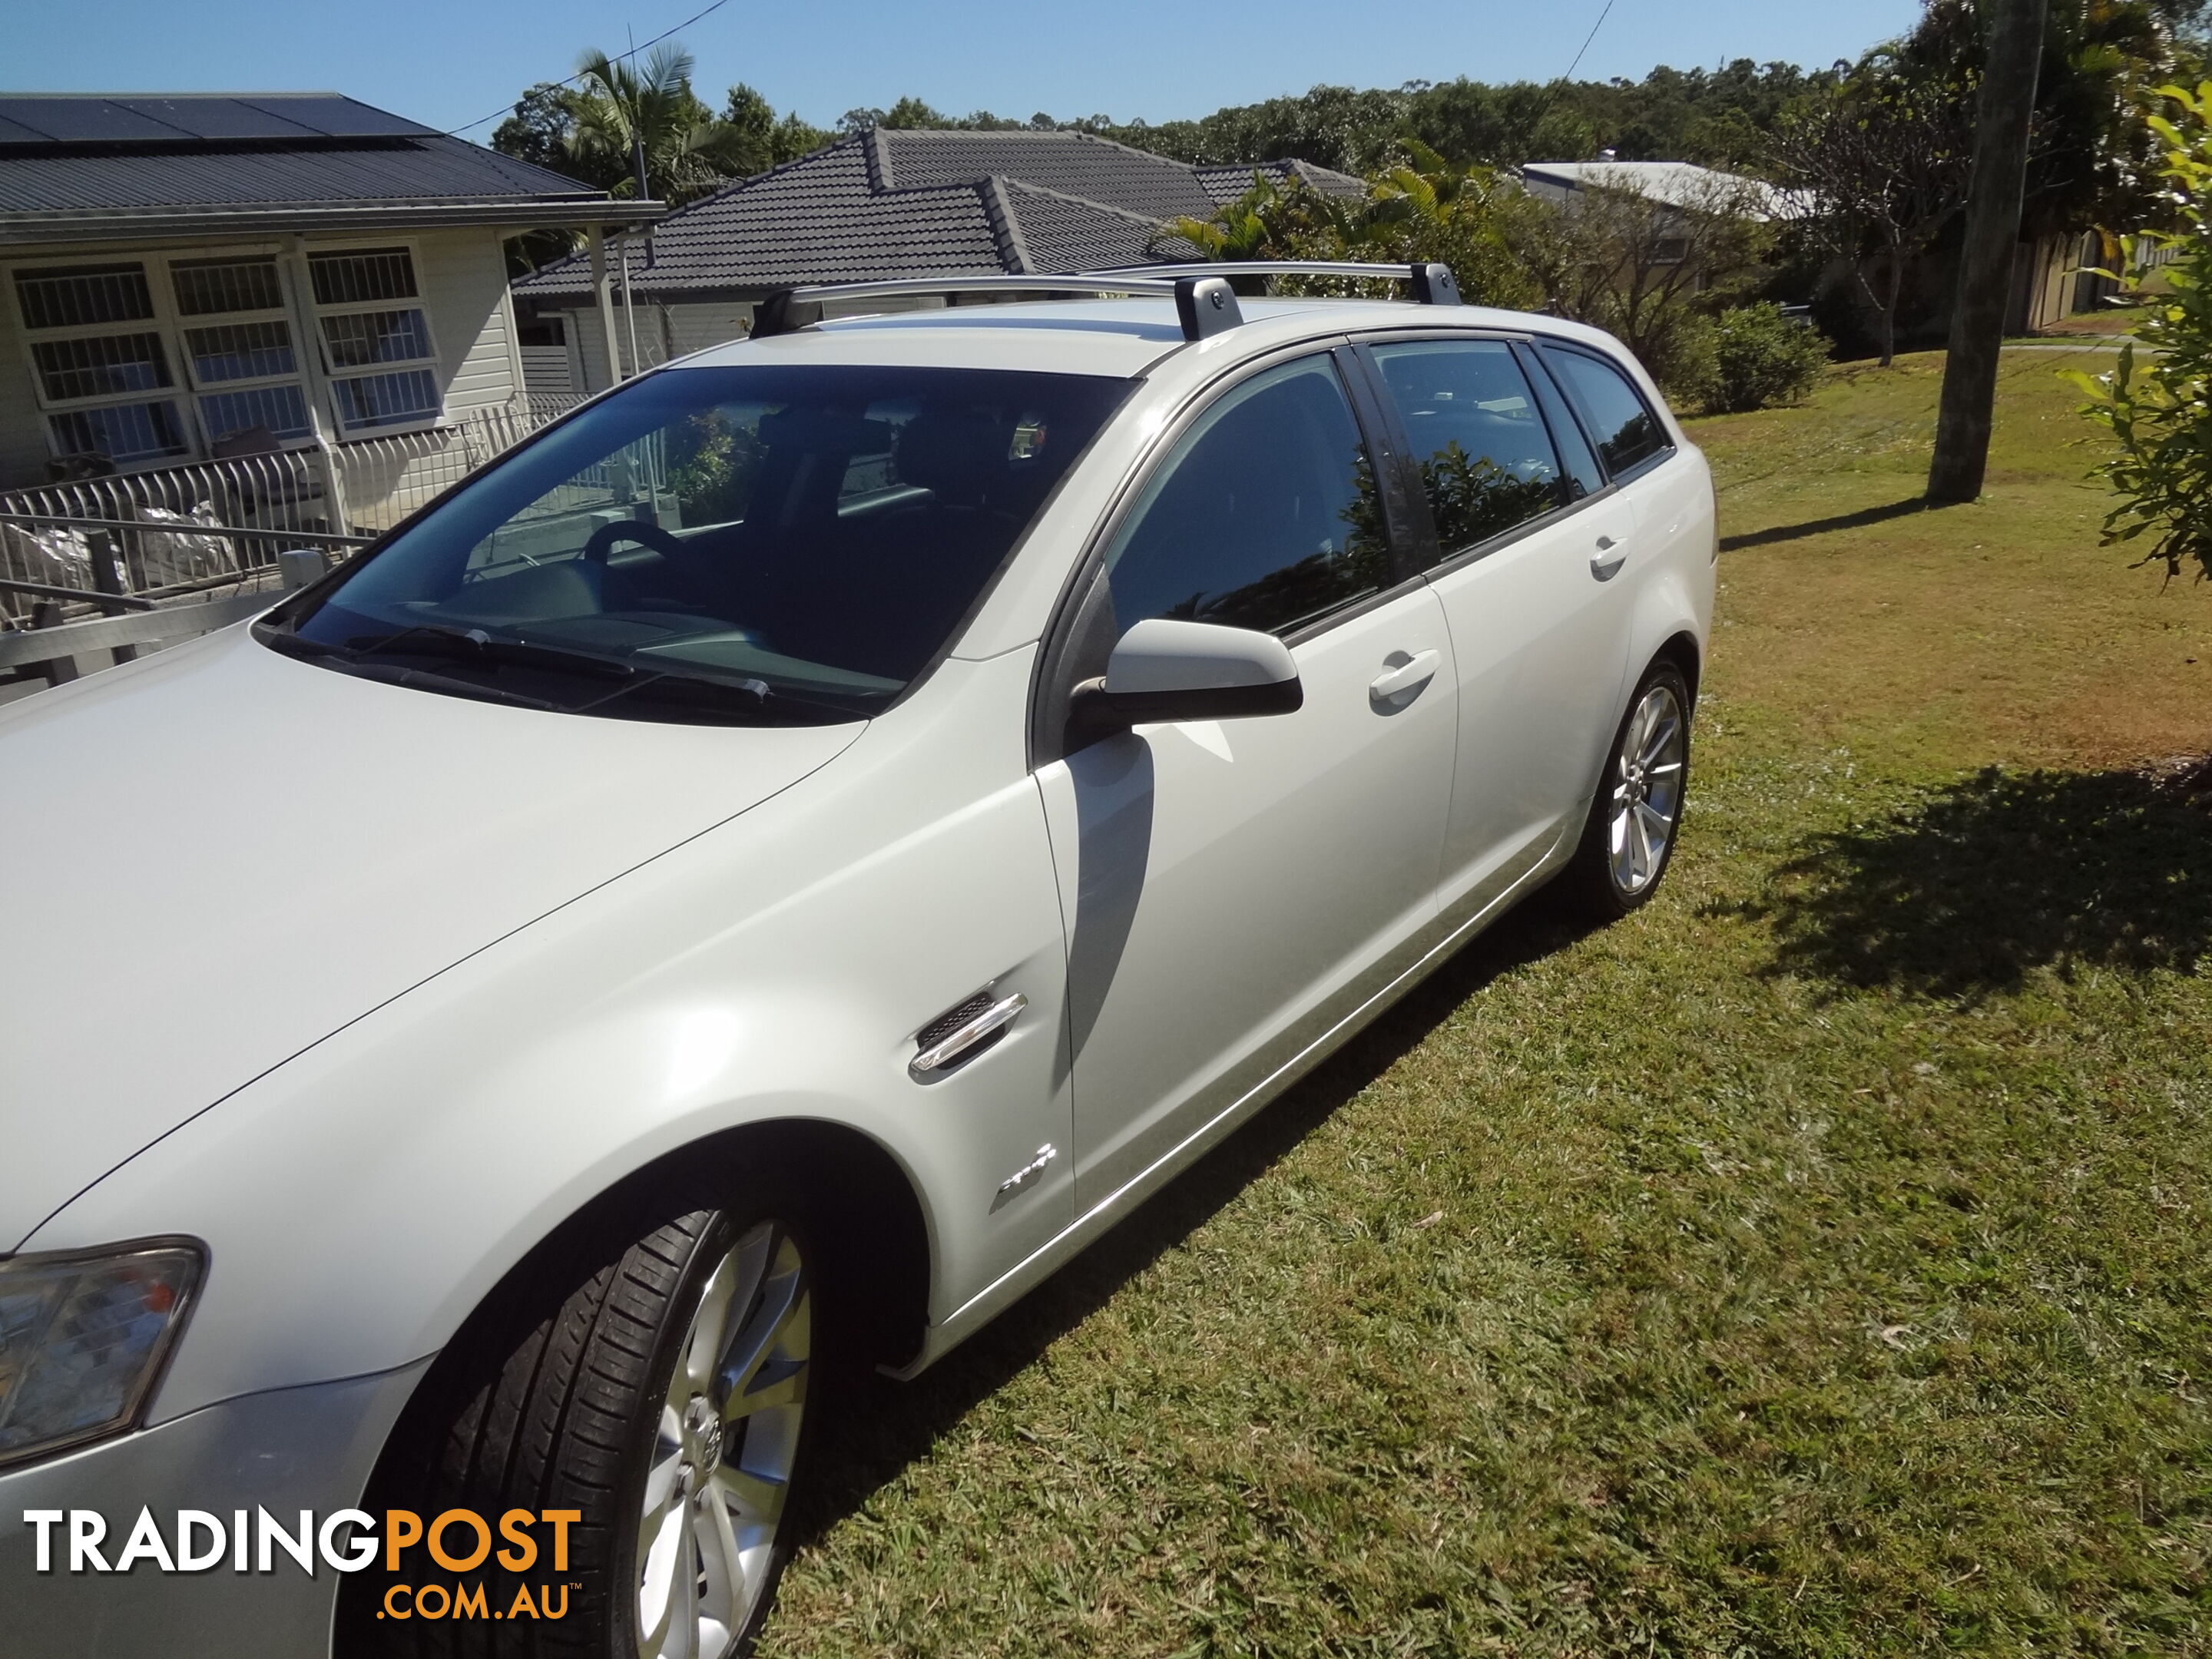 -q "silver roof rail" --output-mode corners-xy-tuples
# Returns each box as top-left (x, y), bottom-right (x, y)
(749, 260), (1459, 343)
(1082, 260), (1463, 306)
(752, 272), (1243, 343)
